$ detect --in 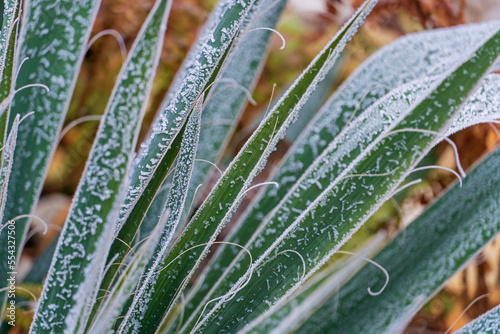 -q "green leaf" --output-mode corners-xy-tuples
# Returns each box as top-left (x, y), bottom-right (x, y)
(29, 0), (171, 331)
(135, 1), (377, 333)
(193, 24), (500, 334)
(0, 0), (101, 311)
(297, 144), (500, 334)
(184, 21), (500, 323)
